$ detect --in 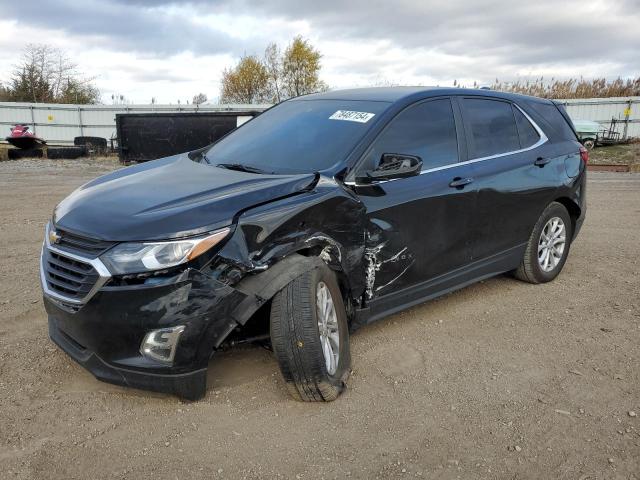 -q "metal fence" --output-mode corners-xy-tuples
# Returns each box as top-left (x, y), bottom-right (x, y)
(0, 102), (270, 145)
(0, 96), (638, 145)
